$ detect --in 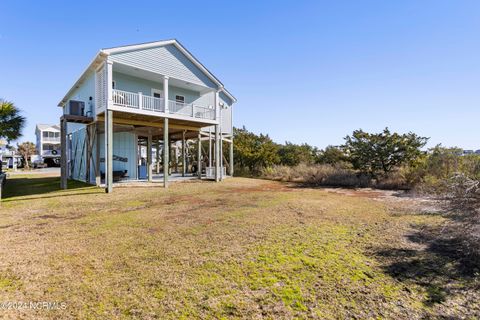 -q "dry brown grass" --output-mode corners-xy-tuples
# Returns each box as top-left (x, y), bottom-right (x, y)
(0, 174), (478, 319)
